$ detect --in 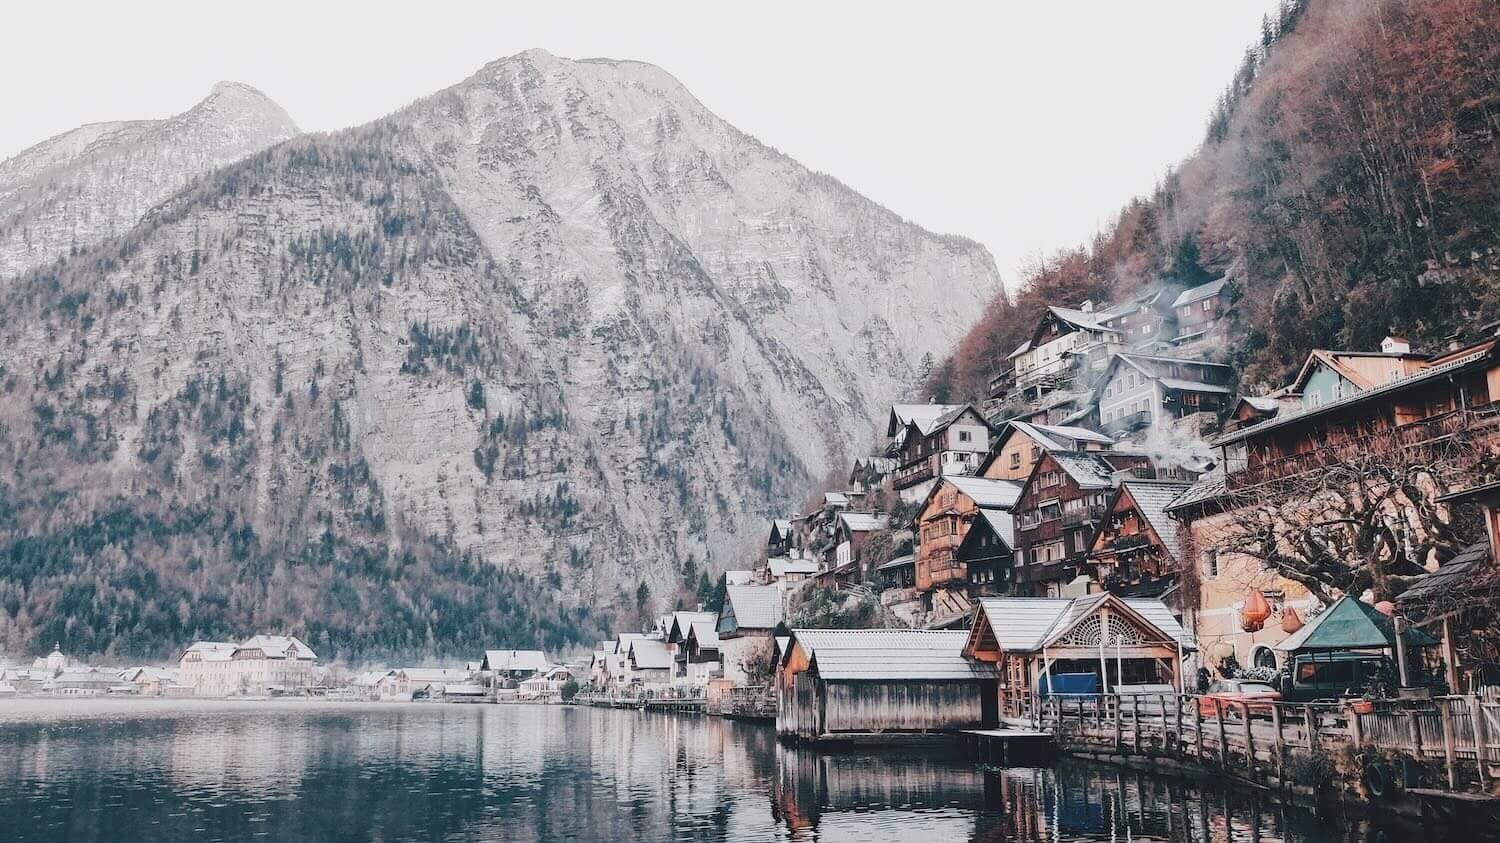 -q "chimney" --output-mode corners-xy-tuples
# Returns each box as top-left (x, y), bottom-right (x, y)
(1079, 300), (1095, 313)
(1380, 336), (1410, 354)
